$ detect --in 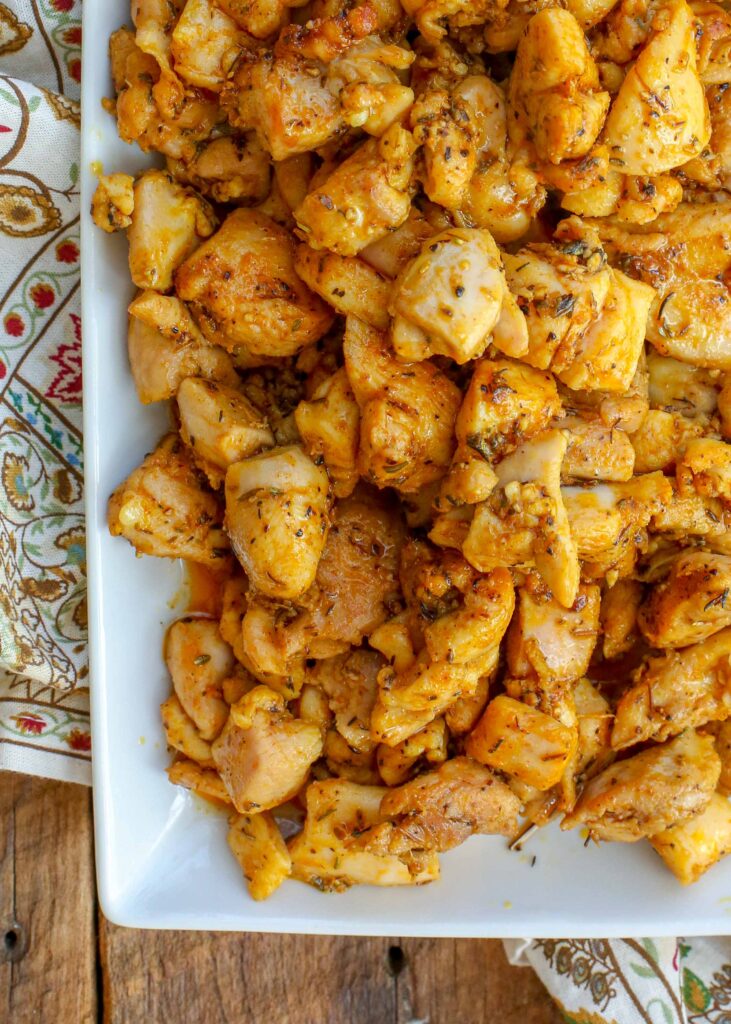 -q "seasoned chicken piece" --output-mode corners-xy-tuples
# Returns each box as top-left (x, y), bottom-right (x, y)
(463, 430), (580, 608)
(360, 206), (436, 278)
(108, 434), (229, 567)
(562, 729), (720, 841)
(222, 8), (413, 158)
(110, 27), (219, 162)
(131, 0), (183, 82)
(177, 378), (274, 469)
(358, 757), (521, 857)
(508, 9), (610, 165)
(612, 628), (731, 748)
(467, 695), (578, 791)
(290, 779), (440, 890)
(167, 135), (271, 205)
(648, 350), (720, 420)
(401, 0), (508, 39)
(440, 359), (560, 509)
(376, 718), (448, 786)
(409, 88), (479, 211)
(603, 0), (710, 175)
(294, 125), (416, 255)
(562, 472), (672, 580)
(638, 551), (731, 647)
(371, 569), (514, 745)
(590, 203), (731, 369)
(601, 579), (644, 658)
(324, 731), (380, 784)
(170, 0), (248, 91)
(651, 792), (731, 885)
(225, 446), (331, 601)
(218, 0), (305, 38)
(563, 354), (649, 435)
(167, 757), (232, 806)
(212, 686), (323, 811)
(694, 1), (731, 83)
(127, 169), (216, 292)
(227, 811), (292, 900)
(160, 693), (214, 766)
(615, 173), (684, 225)
(630, 410), (706, 473)
(507, 577), (601, 683)
(175, 209), (333, 356)
(457, 75), (545, 244)
(127, 292), (238, 404)
(445, 674), (491, 735)
(91, 173), (134, 232)
(574, 677), (613, 780)
(165, 617), (234, 740)
(294, 245), (391, 330)
(295, 369), (360, 498)
(389, 228), (528, 364)
(310, 649), (384, 753)
(677, 438), (731, 502)
(343, 316), (461, 493)
(559, 413), (635, 483)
